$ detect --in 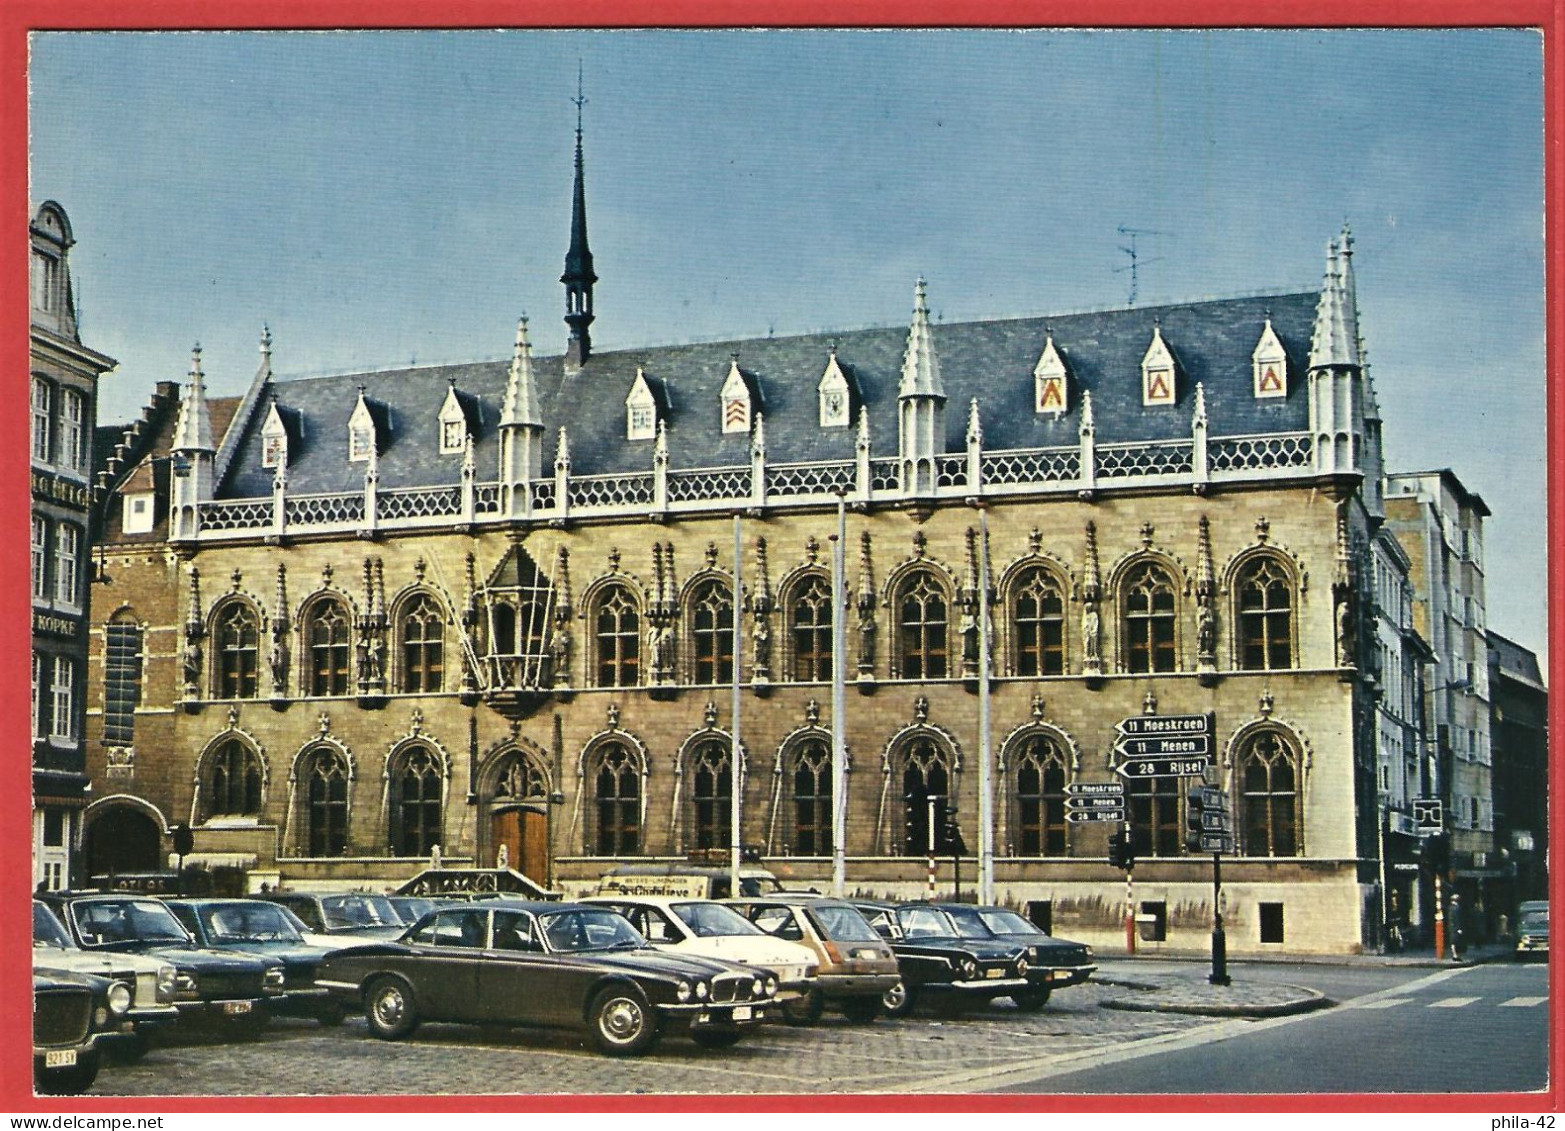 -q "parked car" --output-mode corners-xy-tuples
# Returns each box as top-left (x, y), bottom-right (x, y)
(584, 895), (818, 999)
(852, 900), (1031, 1017)
(726, 895), (900, 1024)
(259, 891), (409, 940)
(33, 900), (179, 1060)
(386, 895), (469, 924)
(913, 903), (1096, 1009)
(38, 892), (287, 1034)
(598, 862), (784, 899)
(164, 898), (345, 1024)
(317, 900), (777, 1056)
(33, 970), (130, 1094)
(1515, 900), (1549, 960)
